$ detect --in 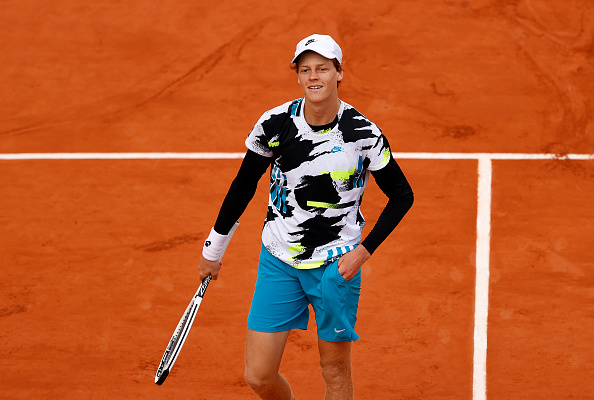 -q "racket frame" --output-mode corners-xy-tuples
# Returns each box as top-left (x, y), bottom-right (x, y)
(155, 222), (238, 385)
